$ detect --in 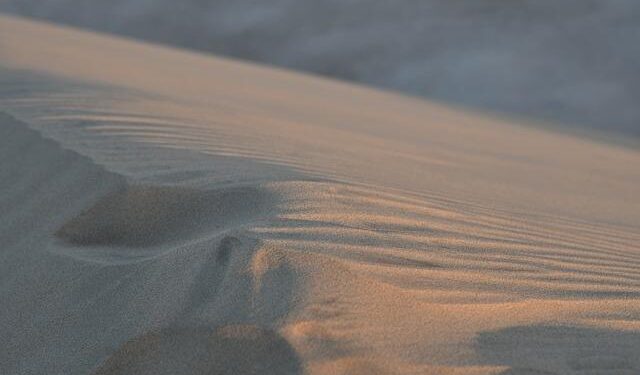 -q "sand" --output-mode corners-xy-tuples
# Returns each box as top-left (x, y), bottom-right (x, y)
(1, 14), (640, 375)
